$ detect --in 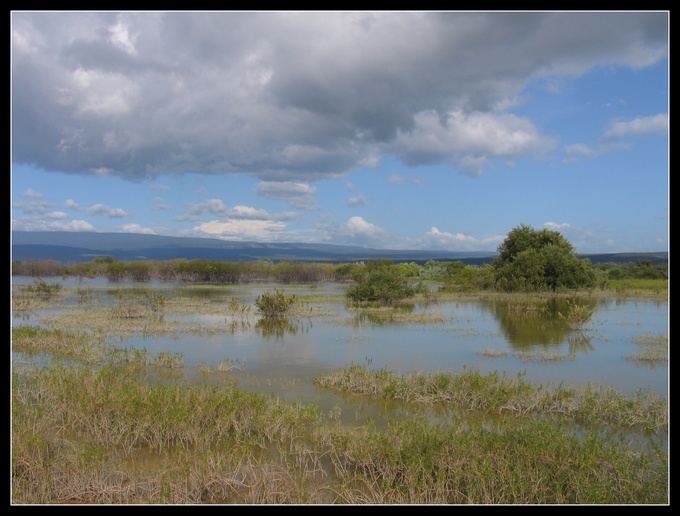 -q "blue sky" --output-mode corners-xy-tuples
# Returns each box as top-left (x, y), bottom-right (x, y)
(11, 11), (669, 254)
